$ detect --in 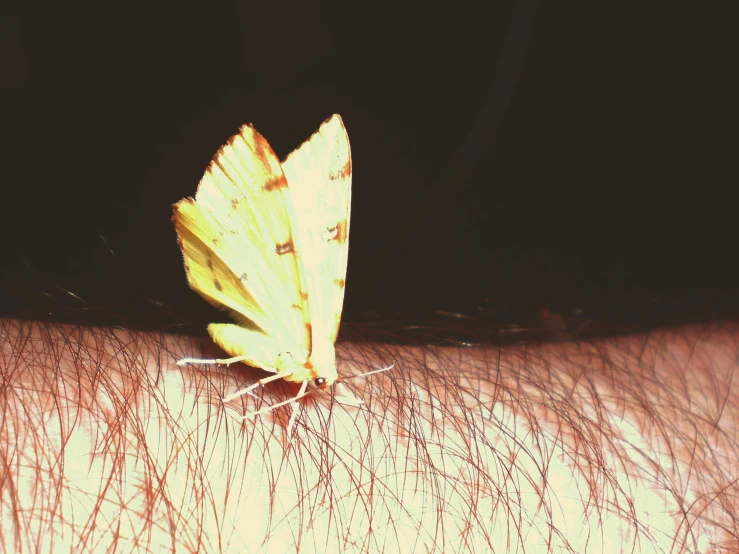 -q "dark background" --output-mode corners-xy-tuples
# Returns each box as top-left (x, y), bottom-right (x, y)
(1, 5), (736, 340)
